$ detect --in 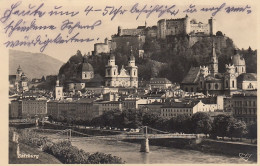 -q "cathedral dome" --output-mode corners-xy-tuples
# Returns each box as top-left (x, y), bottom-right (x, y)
(237, 73), (257, 82)
(232, 53), (245, 66)
(82, 62), (93, 72)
